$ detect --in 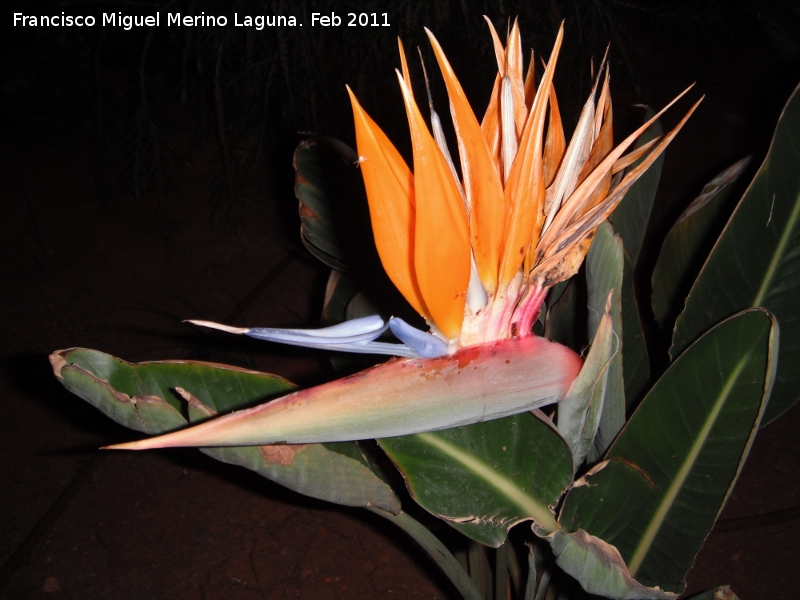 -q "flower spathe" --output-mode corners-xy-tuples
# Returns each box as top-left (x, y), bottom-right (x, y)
(349, 19), (701, 351)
